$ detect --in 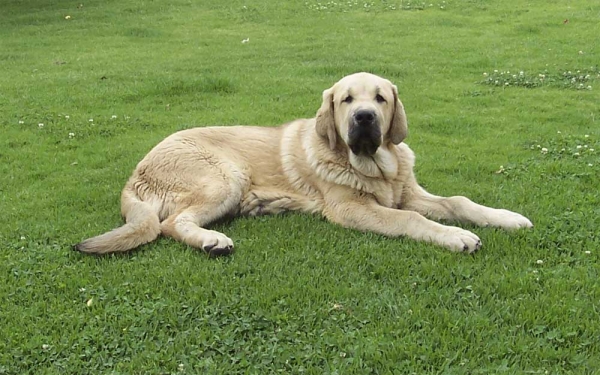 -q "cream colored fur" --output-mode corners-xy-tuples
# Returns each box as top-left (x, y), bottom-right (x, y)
(74, 72), (532, 255)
